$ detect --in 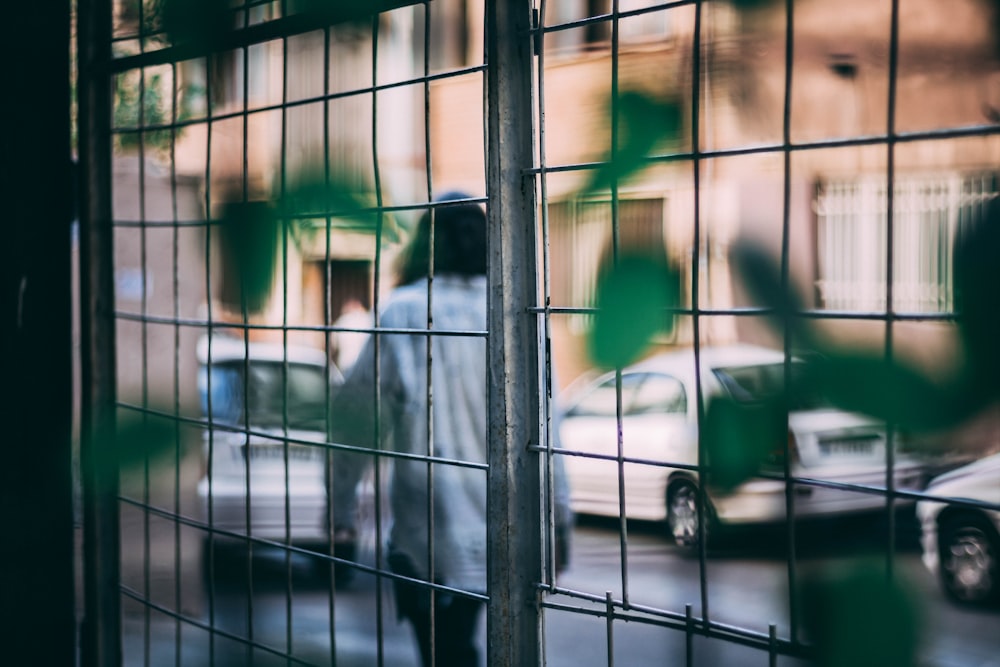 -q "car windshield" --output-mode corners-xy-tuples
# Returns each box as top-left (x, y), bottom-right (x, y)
(199, 360), (330, 430)
(713, 362), (826, 411)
